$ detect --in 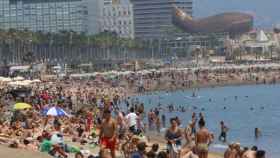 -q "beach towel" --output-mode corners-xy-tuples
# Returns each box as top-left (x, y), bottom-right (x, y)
(69, 146), (80, 153)
(40, 140), (53, 153)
